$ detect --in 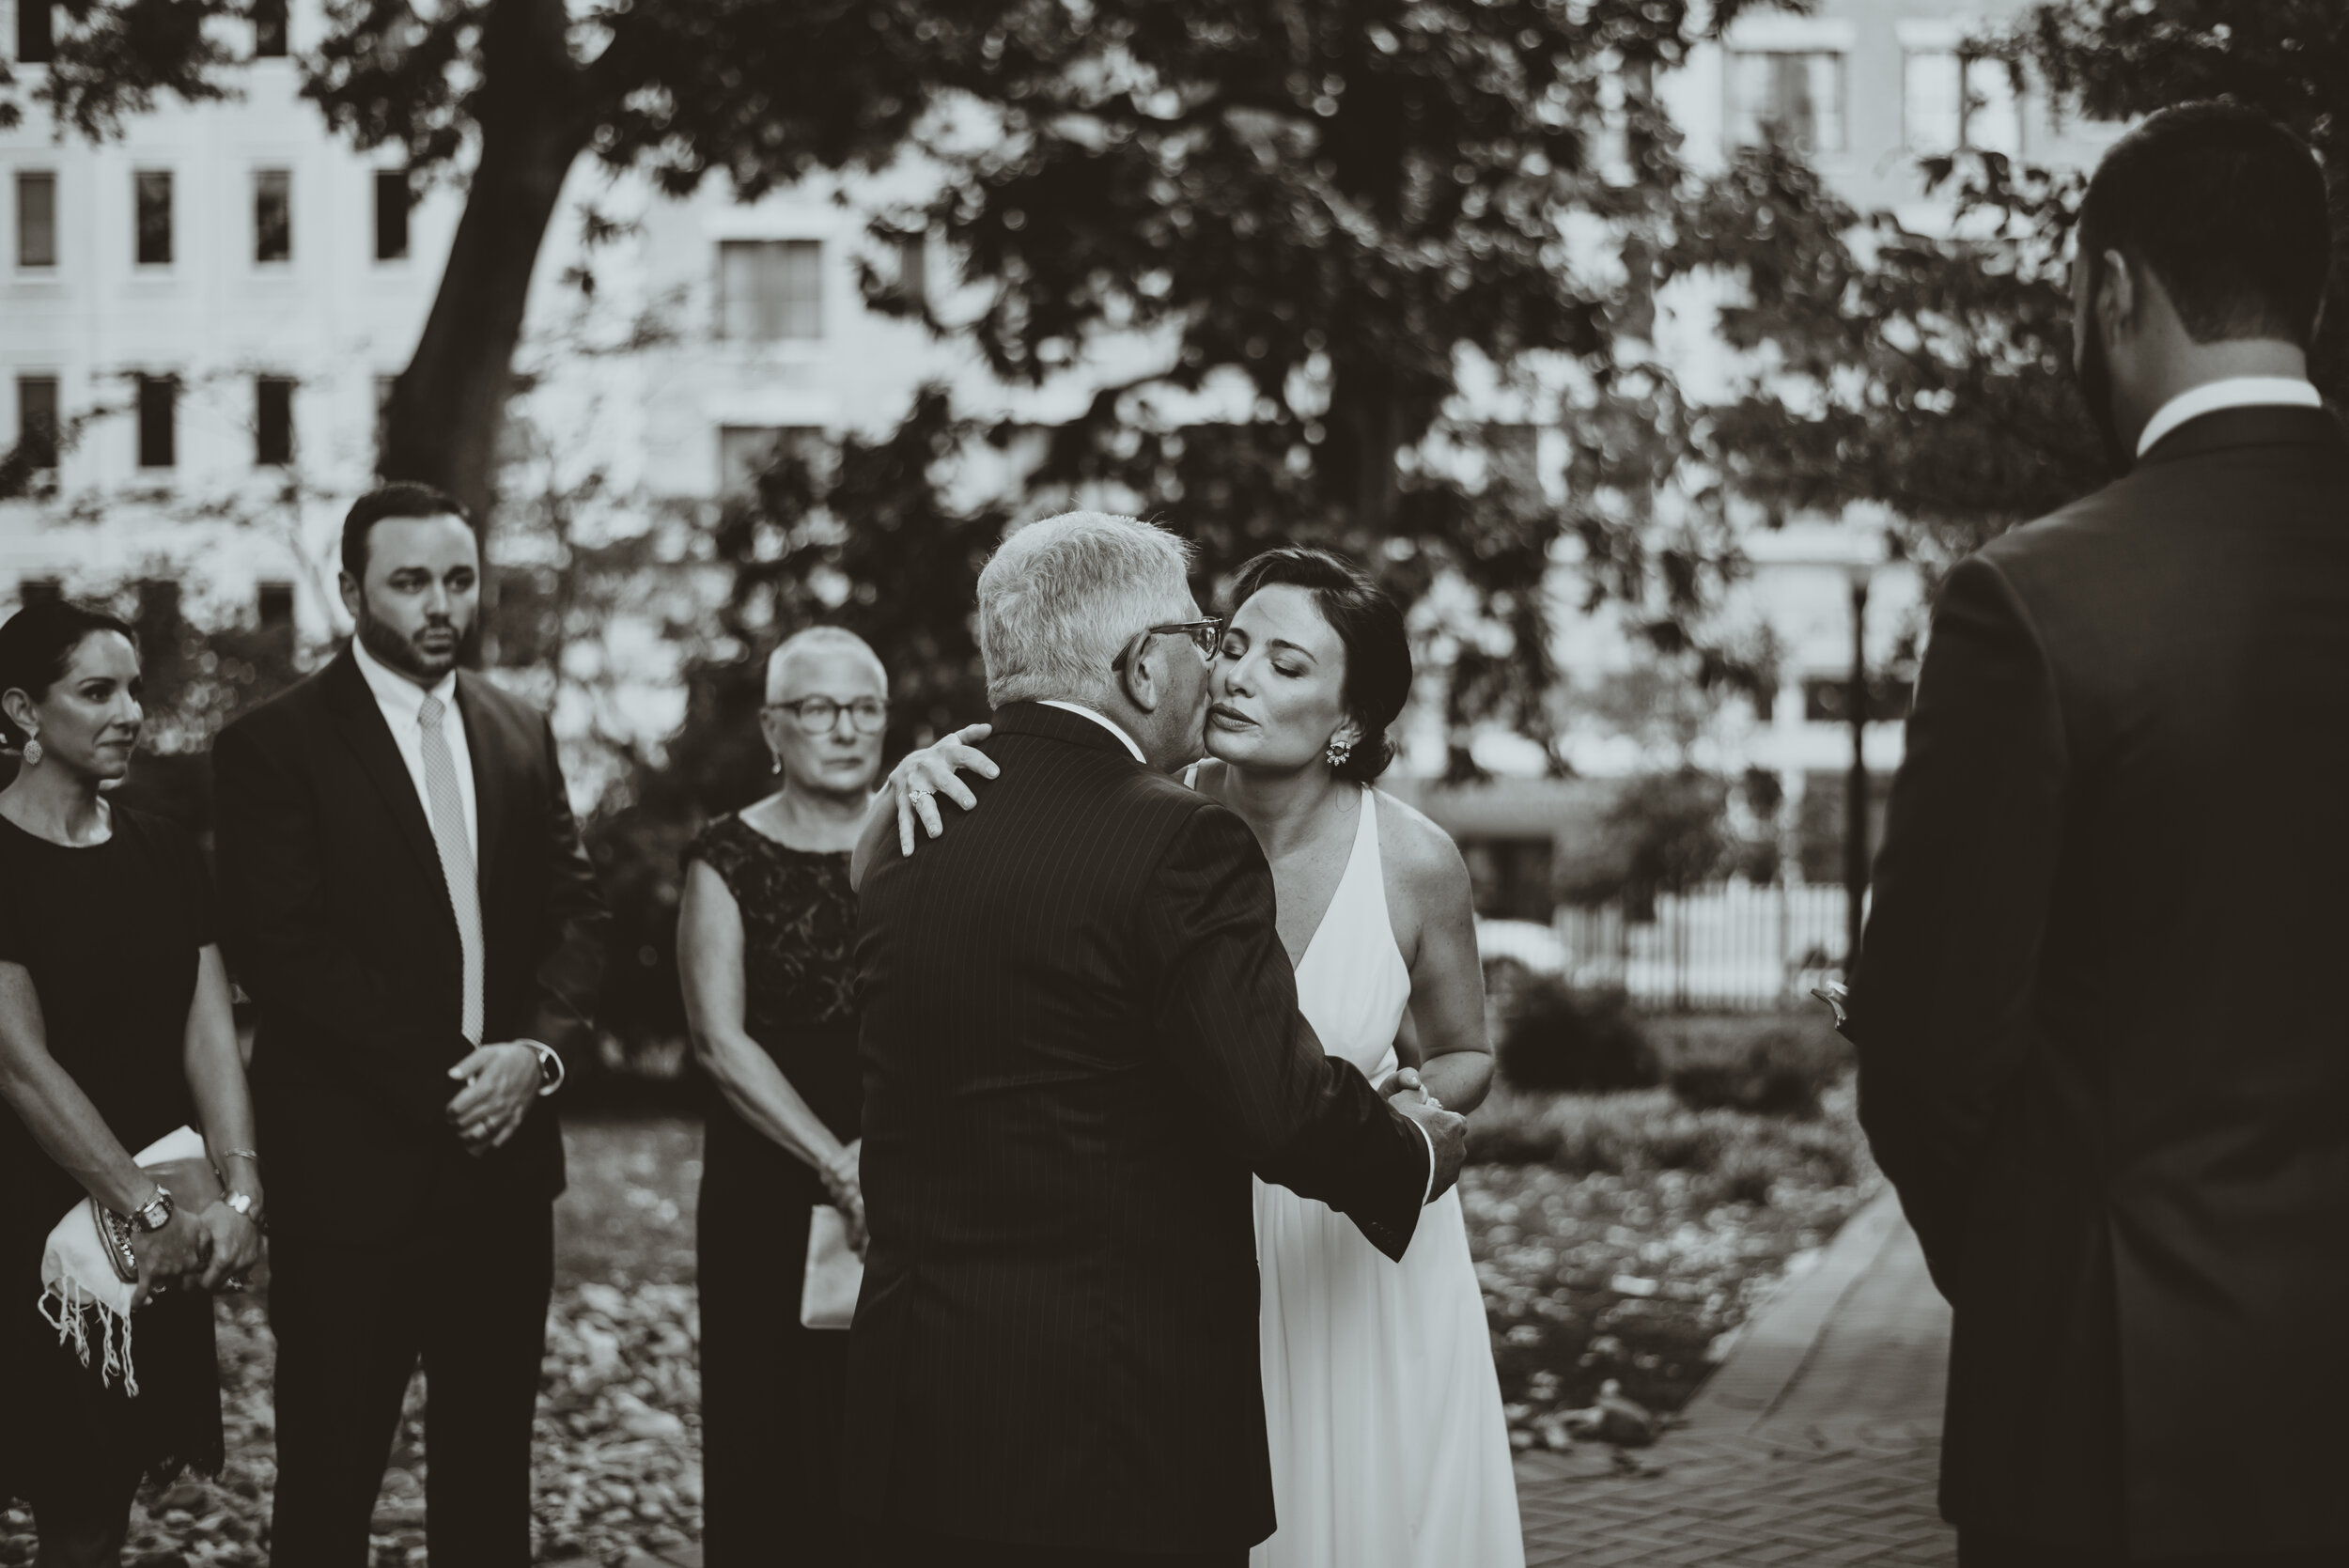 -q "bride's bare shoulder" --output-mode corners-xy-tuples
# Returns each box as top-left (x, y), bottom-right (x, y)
(1373, 787), (1473, 906)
